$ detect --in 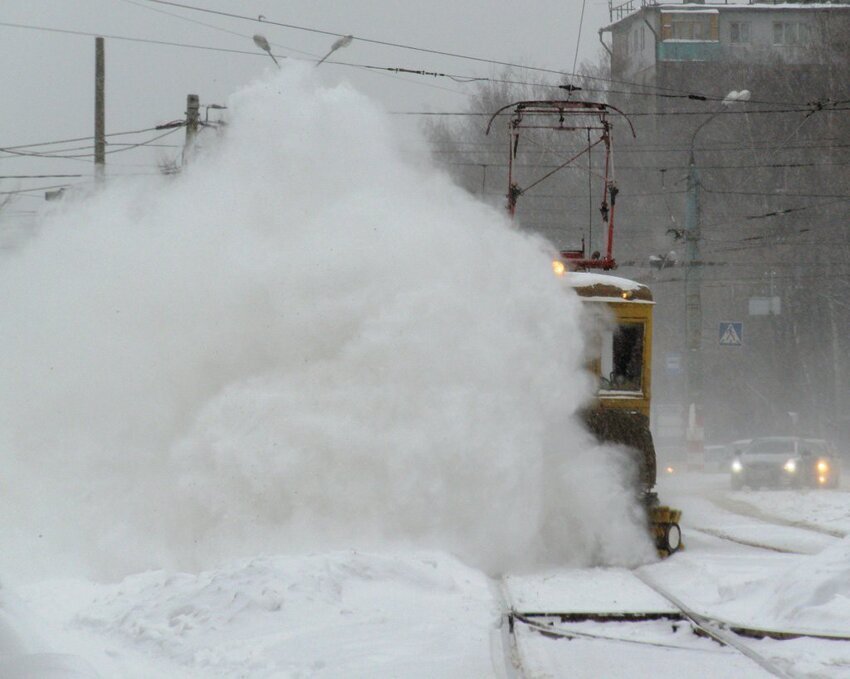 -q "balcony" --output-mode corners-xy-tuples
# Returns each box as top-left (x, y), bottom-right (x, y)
(657, 40), (723, 61)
